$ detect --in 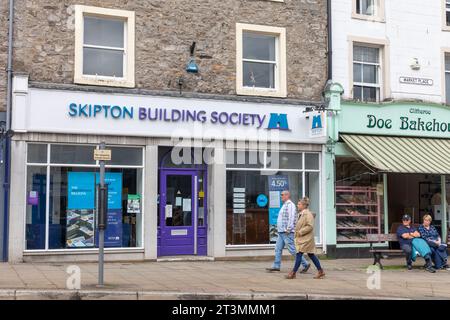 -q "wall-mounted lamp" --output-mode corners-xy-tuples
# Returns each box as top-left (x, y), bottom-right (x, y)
(410, 58), (421, 70)
(186, 42), (199, 74)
